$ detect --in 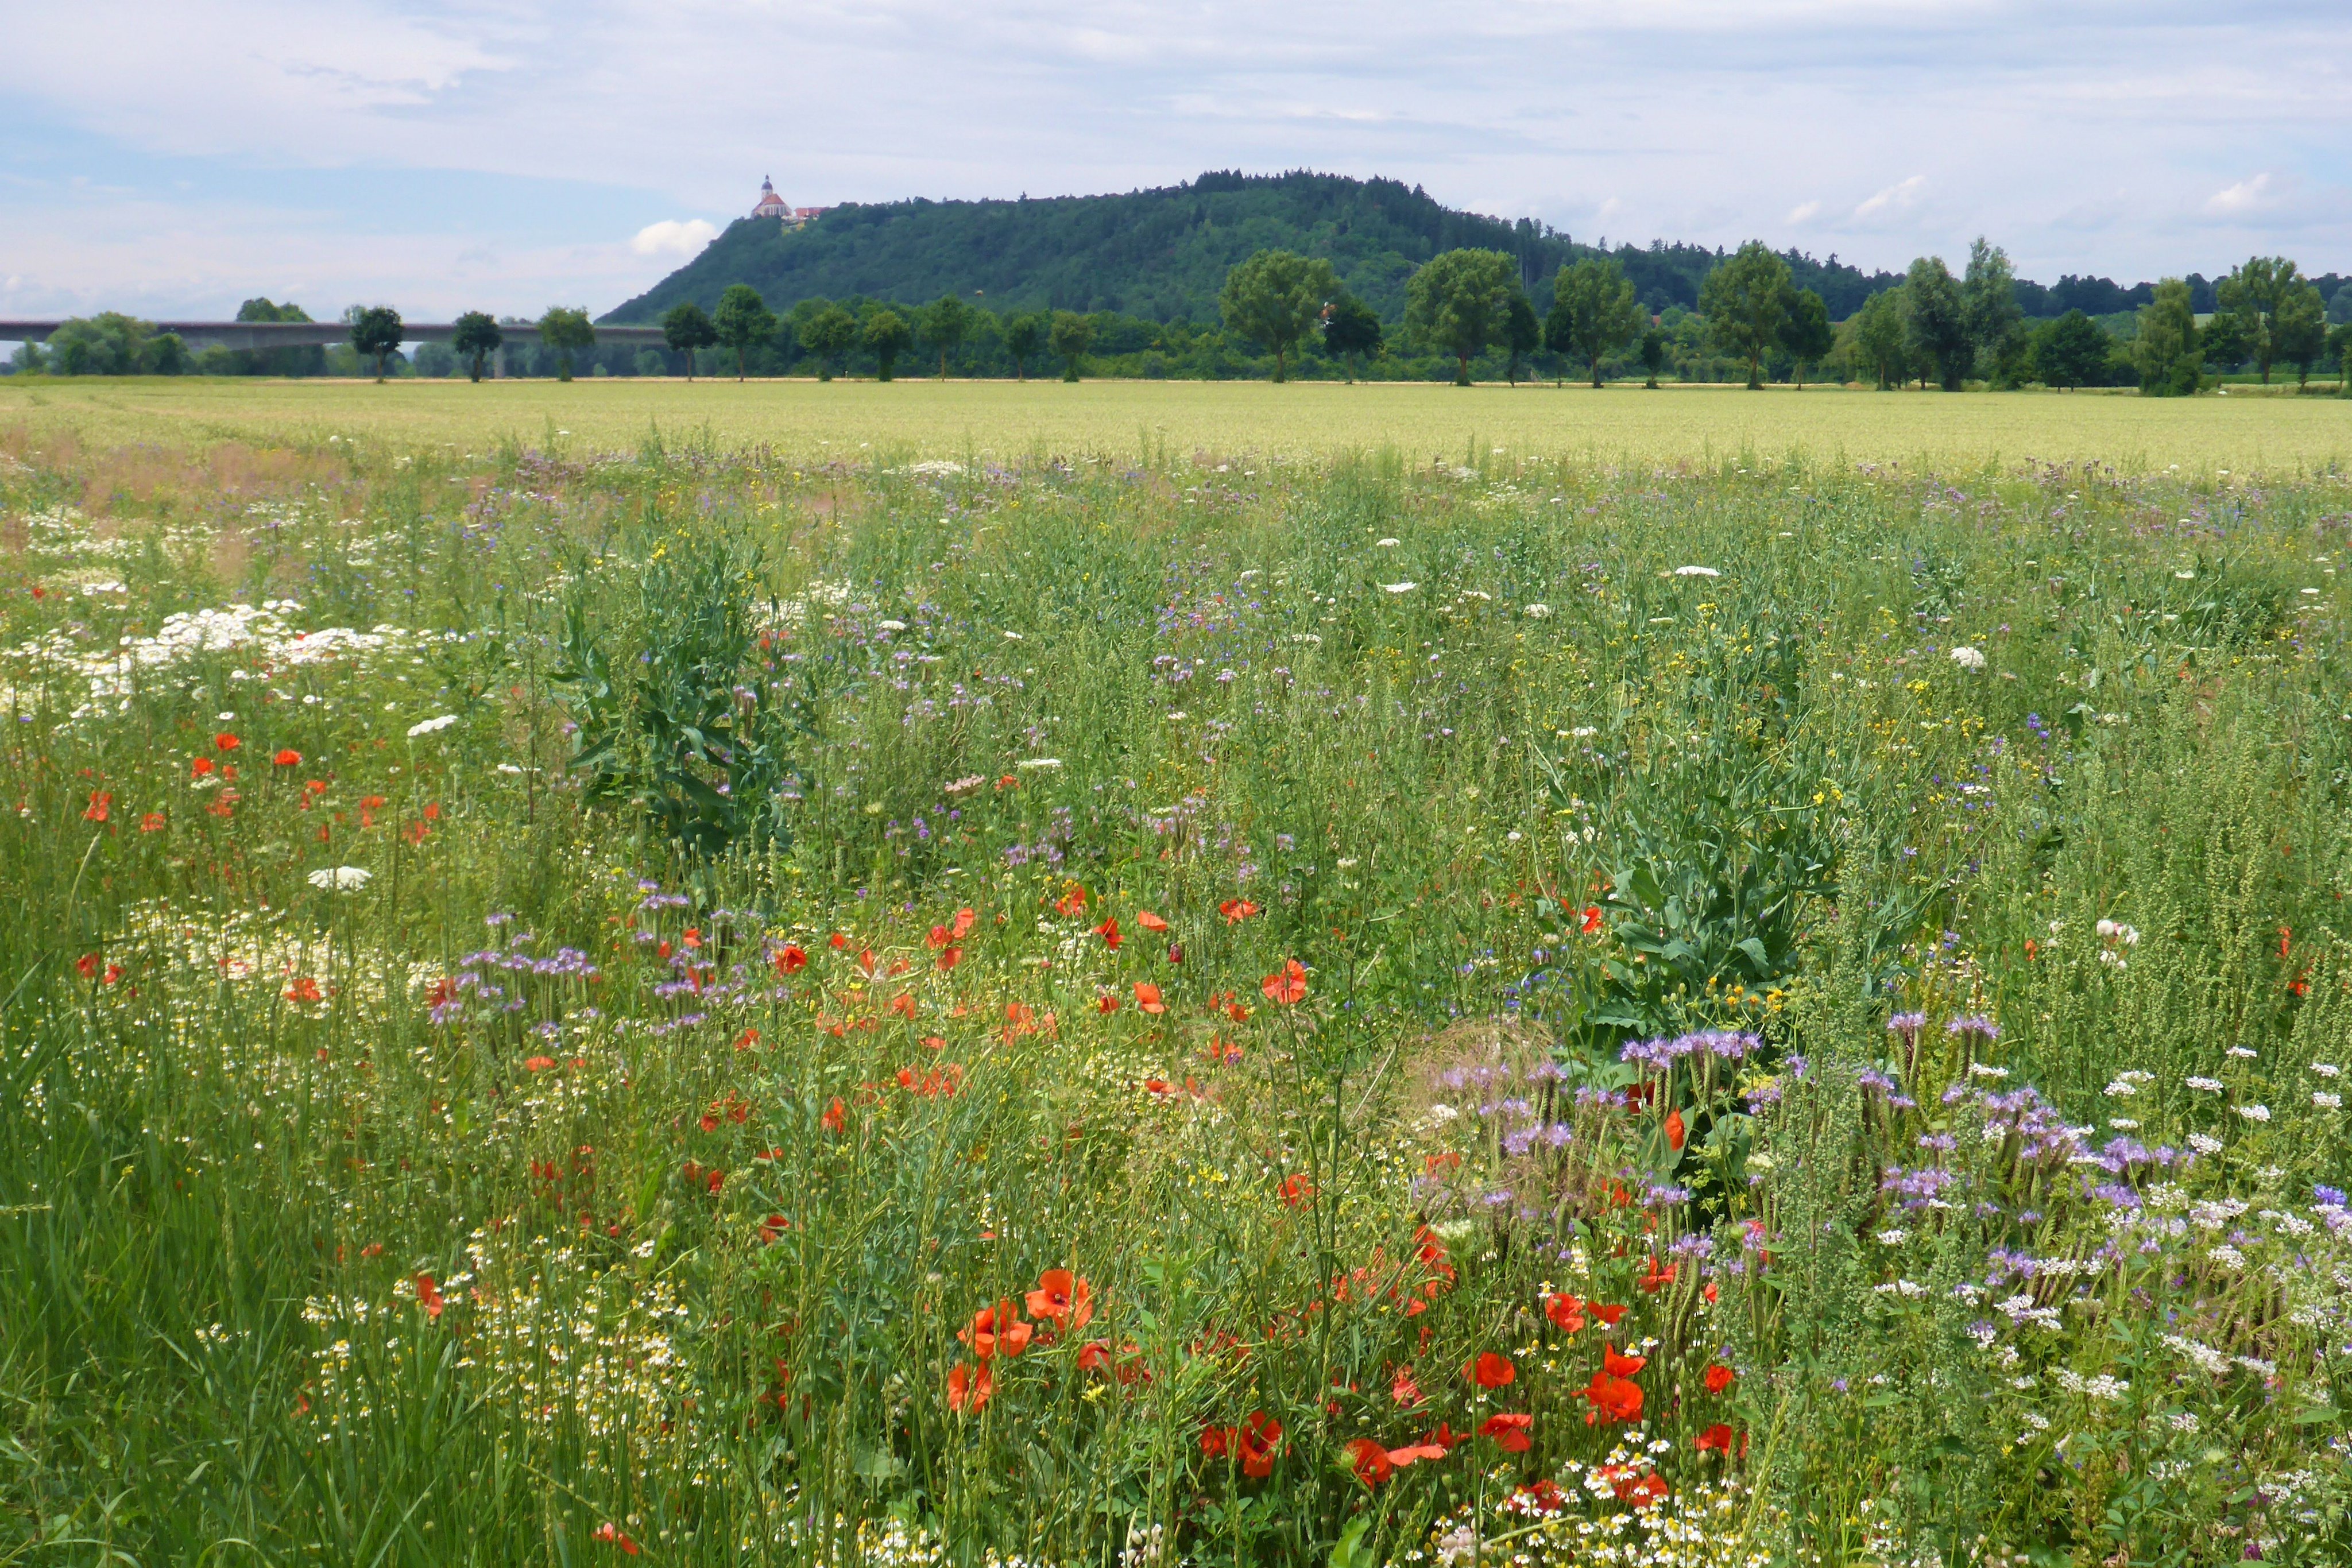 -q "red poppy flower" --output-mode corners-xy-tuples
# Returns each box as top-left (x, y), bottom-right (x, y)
(83, 790), (111, 822)
(1590, 1302), (1628, 1328)
(592, 1523), (640, 1555)
(1136, 910), (1169, 932)
(1093, 916), (1121, 949)
(1695, 1423), (1736, 1454)
(1545, 1292), (1589, 1334)
(1025, 1268), (1094, 1331)
(952, 907), (976, 938)
(820, 1097), (846, 1134)
(1132, 981), (1165, 1015)
(413, 1273), (445, 1319)
(775, 943), (808, 974)
(946, 1360), (993, 1413)
(191, 757), (215, 777)
(214, 733), (240, 752)
(1279, 1174), (1313, 1207)
(75, 953), (100, 979)
(1639, 1257), (1676, 1294)
(1261, 959), (1307, 1005)
(1465, 1352), (1515, 1389)
(1580, 904), (1603, 934)
(1055, 884), (1089, 917)
(1390, 1366), (1424, 1407)
(1704, 1363), (1735, 1395)
(1077, 1340), (1112, 1372)
(1480, 1412), (1534, 1453)
(927, 923), (953, 949)
(938, 945), (962, 970)
(140, 812), (166, 832)
(1664, 1106), (1686, 1151)
(760, 1214), (790, 1244)
(1580, 1371), (1643, 1423)
(1602, 1344), (1647, 1378)
(285, 975), (323, 1004)
(1097, 990), (1121, 1015)
(103, 964), (122, 985)
(523, 1055), (556, 1071)
(1201, 1424), (1235, 1458)
(274, 749), (301, 767)
(1345, 1438), (1394, 1486)
(828, 932), (848, 949)
(1218, 899), (1259, 924)
(961, 1302), (1032, 1360)
(1237, 1411), (1281, 1477)
(889, 992), (916, 1019)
